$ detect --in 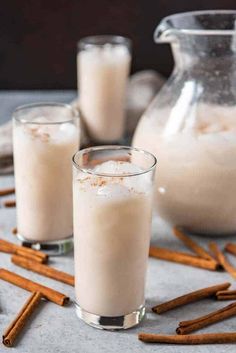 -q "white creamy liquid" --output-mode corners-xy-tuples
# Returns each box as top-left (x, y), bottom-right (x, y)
(73, 161), (153, 316)
(13, 117), (79, 241)
(78, 45), (131, 142)
(133, 104), (236, 234)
